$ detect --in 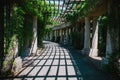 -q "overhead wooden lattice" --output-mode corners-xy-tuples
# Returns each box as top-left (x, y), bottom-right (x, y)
(42, 0), (85, 24)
